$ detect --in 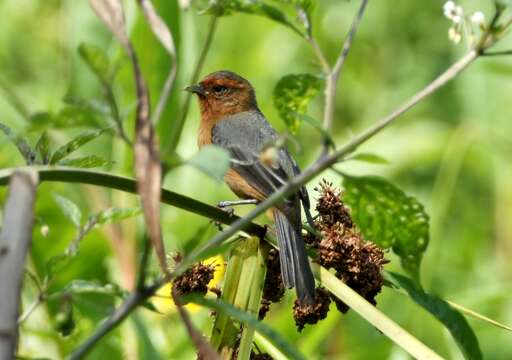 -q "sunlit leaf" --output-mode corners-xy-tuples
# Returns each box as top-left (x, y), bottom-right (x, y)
(58, 155), (112, 168)
(348, 152), (389, 164)
(50, 128), (110, 164)
(342, 175), (429, 280)
(35, 131), (51, 164)
(53, 193), (82, 228)
(0, 122), (36, 164)
(187, 145), (231, 182)
(273, 74), (322, 133)
(385, 272), (483, 360)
